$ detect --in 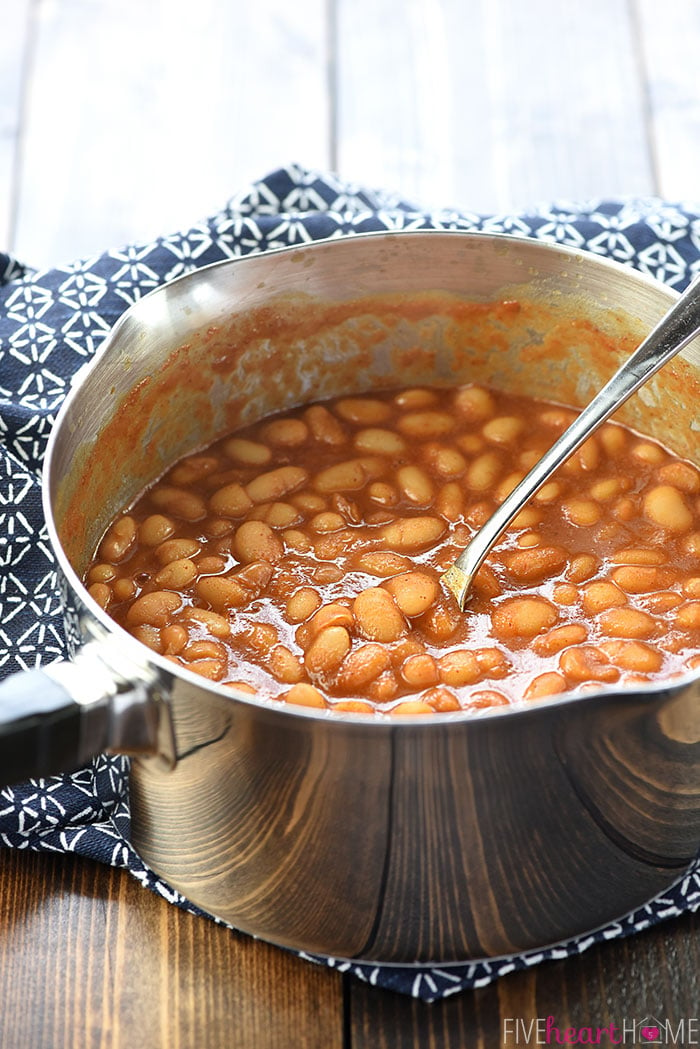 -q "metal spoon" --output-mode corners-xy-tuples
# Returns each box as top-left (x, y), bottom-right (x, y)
(442, 273), (700, 610)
